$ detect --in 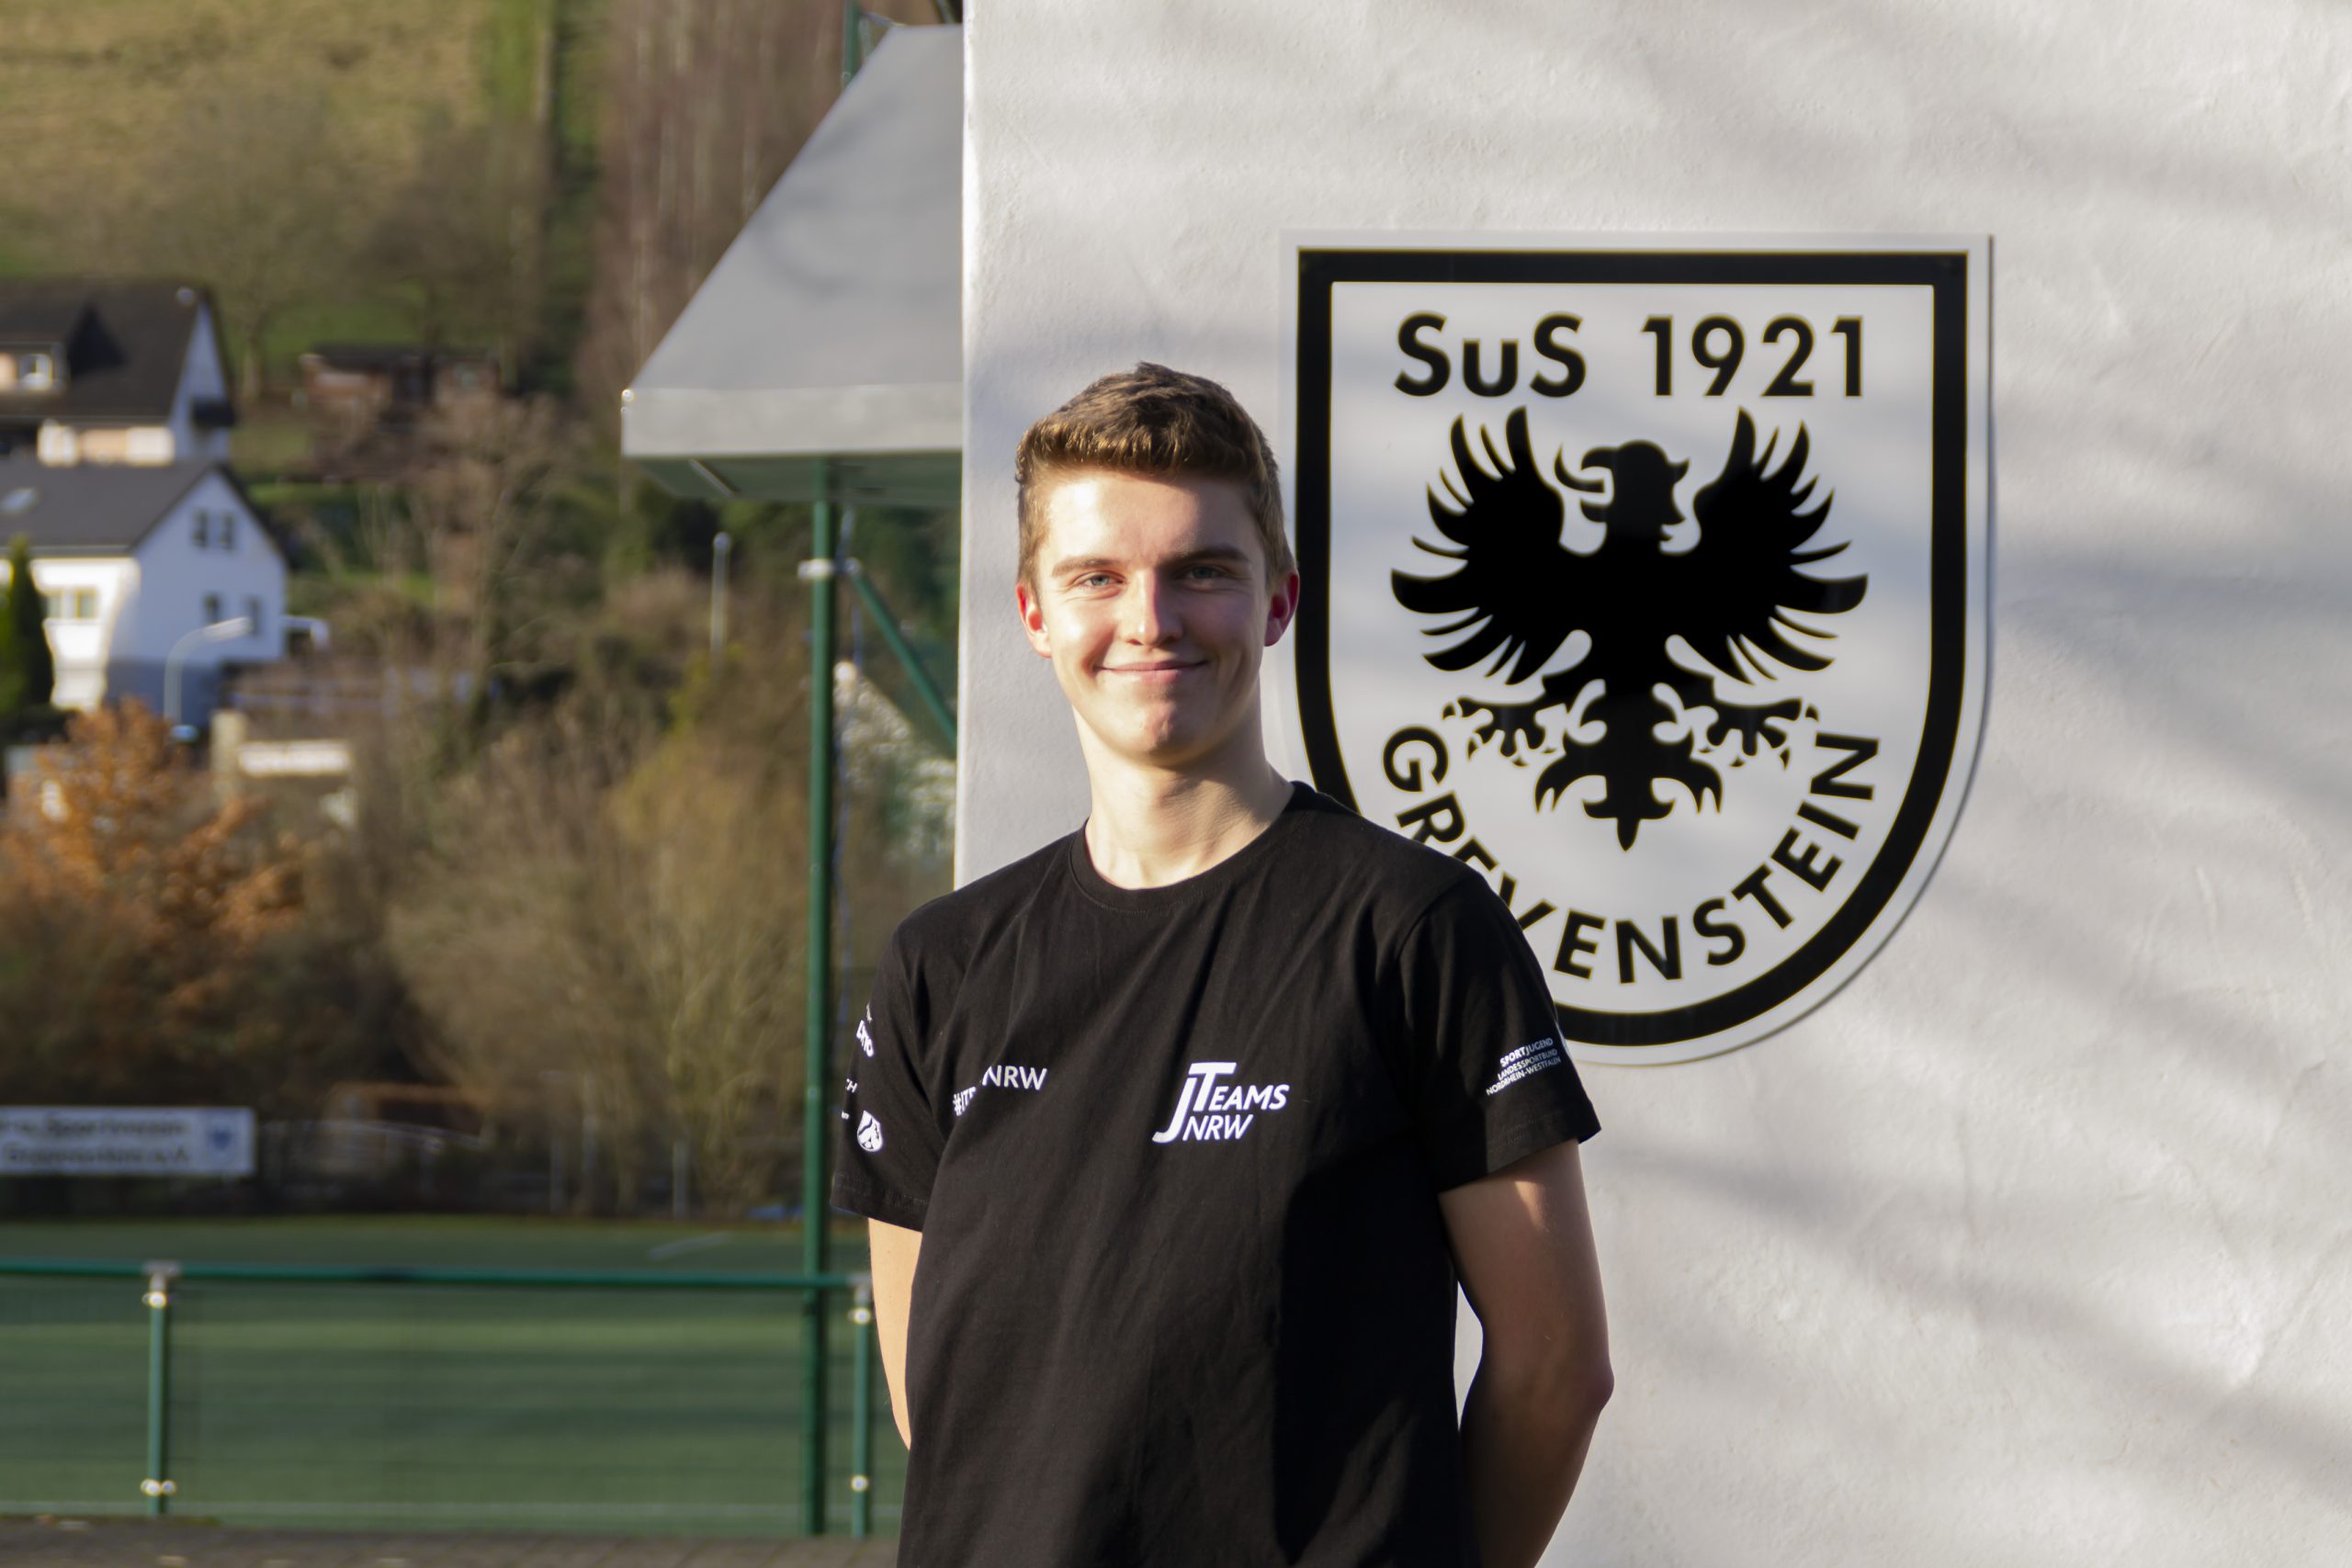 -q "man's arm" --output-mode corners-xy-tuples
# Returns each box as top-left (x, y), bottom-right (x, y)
(1438, 1138), (1611, 1568)
(867, 1218), (922, 1449)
